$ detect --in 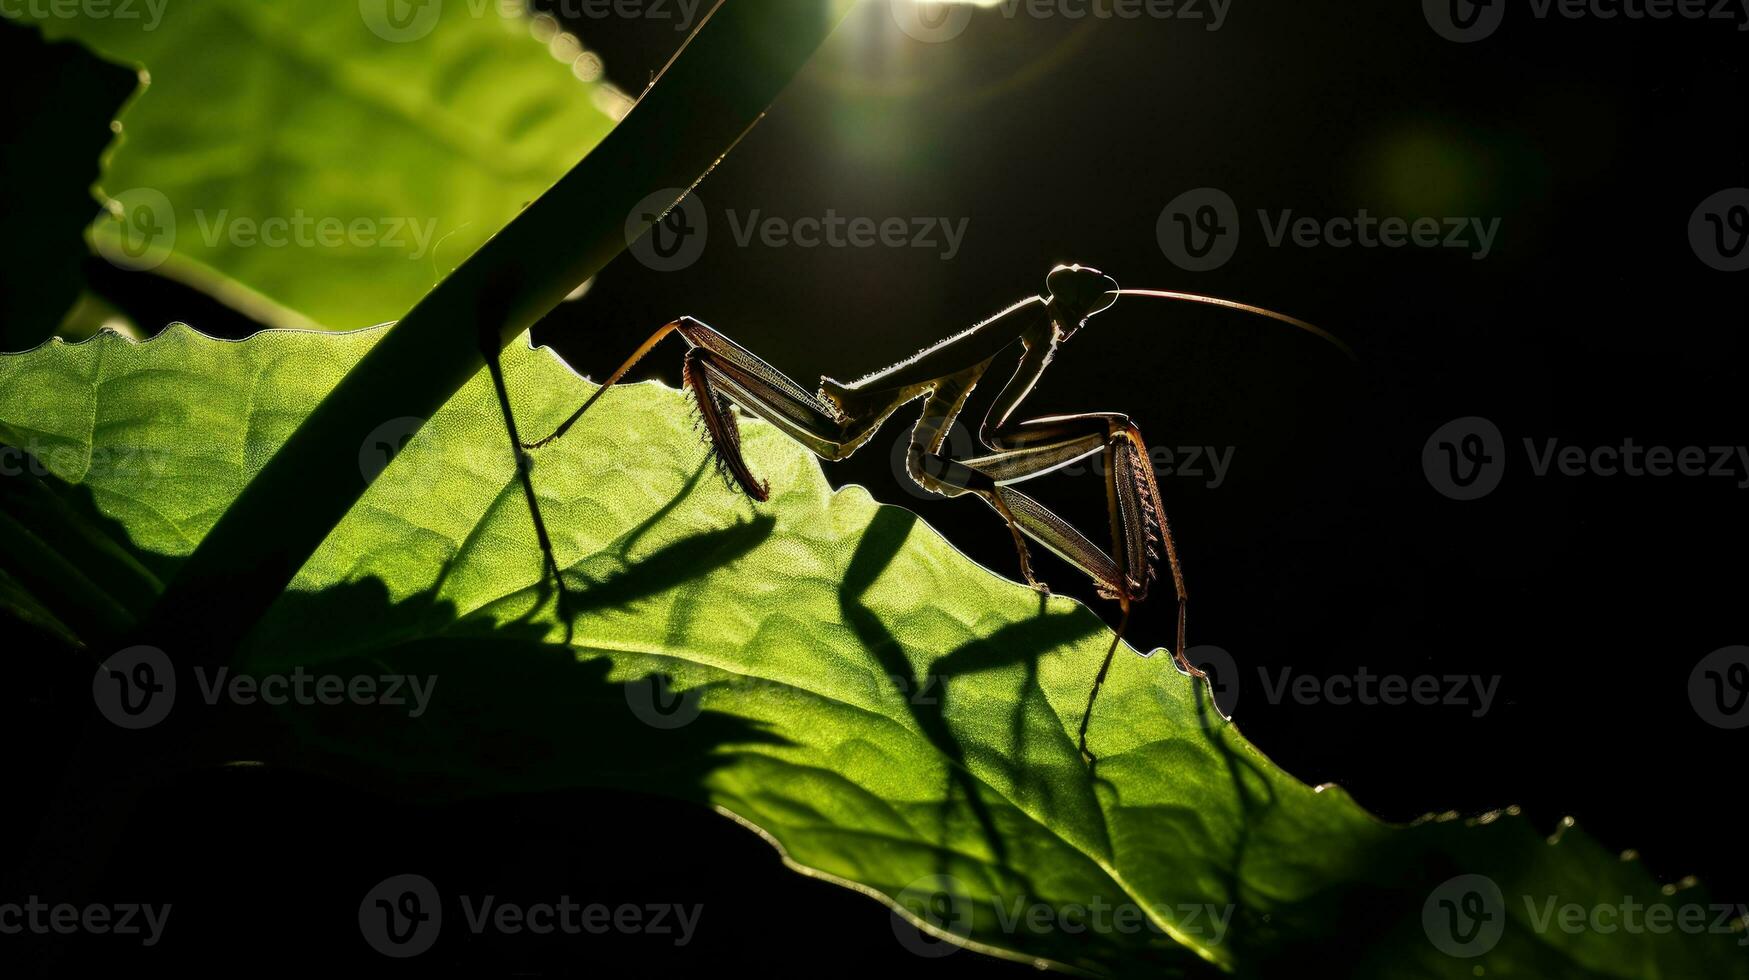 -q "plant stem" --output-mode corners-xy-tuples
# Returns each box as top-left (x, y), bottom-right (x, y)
(135, 0), (851, 662)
